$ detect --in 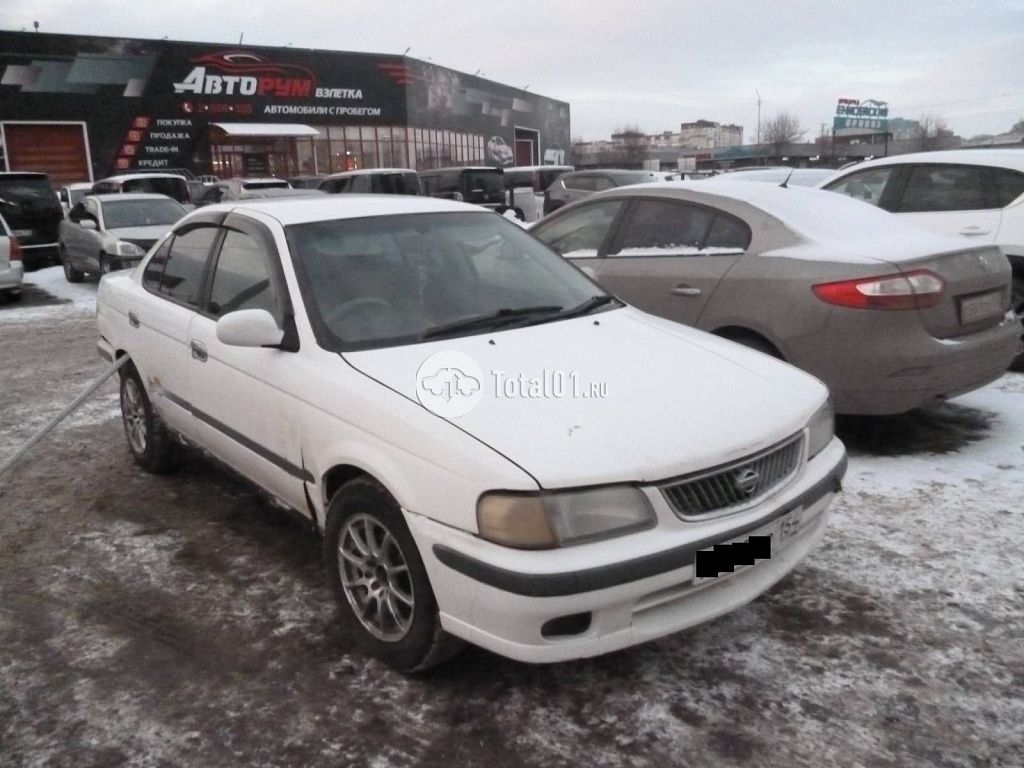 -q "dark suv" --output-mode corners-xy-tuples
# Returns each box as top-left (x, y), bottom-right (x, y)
(419, 167), (506, 210)
(0, 172), (63, 270)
